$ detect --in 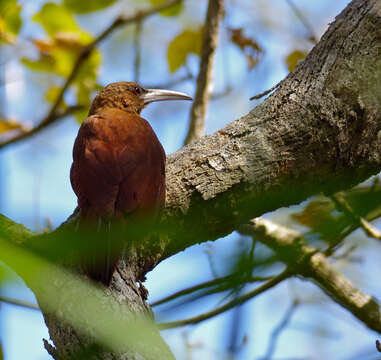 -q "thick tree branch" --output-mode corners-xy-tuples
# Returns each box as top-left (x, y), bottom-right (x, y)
(184, 0), (224, 144)
(155, 0), (381, 263)
(239, 218), (381, 334)
(0, 0), (182, 150)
